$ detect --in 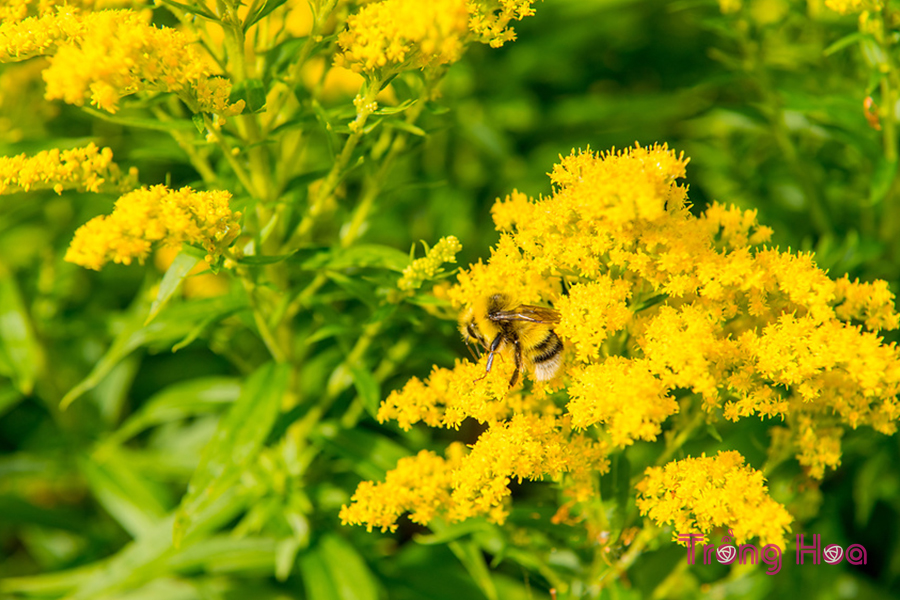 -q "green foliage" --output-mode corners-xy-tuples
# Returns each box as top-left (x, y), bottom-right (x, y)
(2, 0), (900, 598)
